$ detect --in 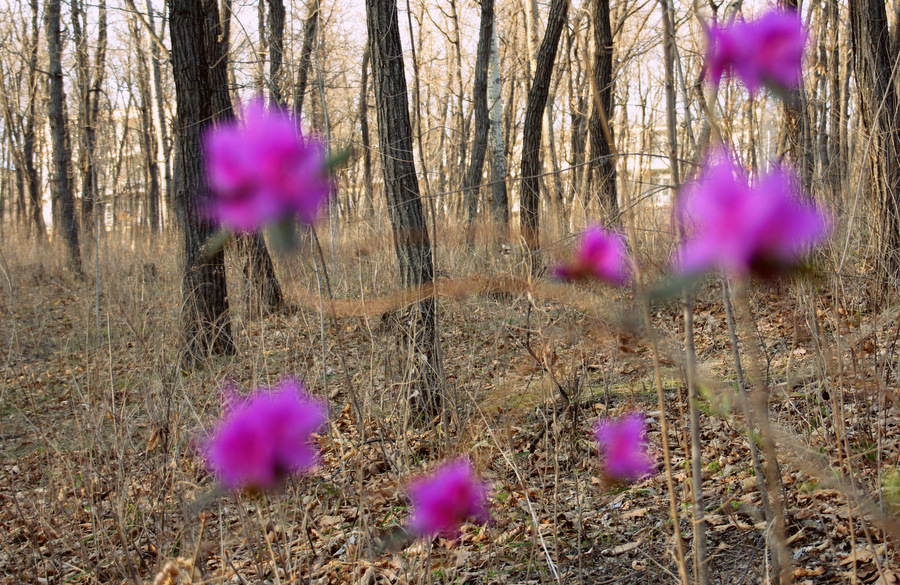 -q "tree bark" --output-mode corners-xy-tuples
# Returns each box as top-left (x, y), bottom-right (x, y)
(589, 0), (617, 219)
(464, 0), (494, 243)
(168, 0), (234, 357)
(358, 48), (374, 216)
(267, 0), (286, 106)
(849, 0), (900, 275)
(147, 0), (173, 224)
(778, 0), (814, 192)
(488, 23), (509, 235)
(131, 16), (161, 233)
(214, 0), (285, 314)
(366, 0), (443, 416)
(46, 0), (82, 275)
(292, 0), (320, 117)
(519, 0), (568, 262)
